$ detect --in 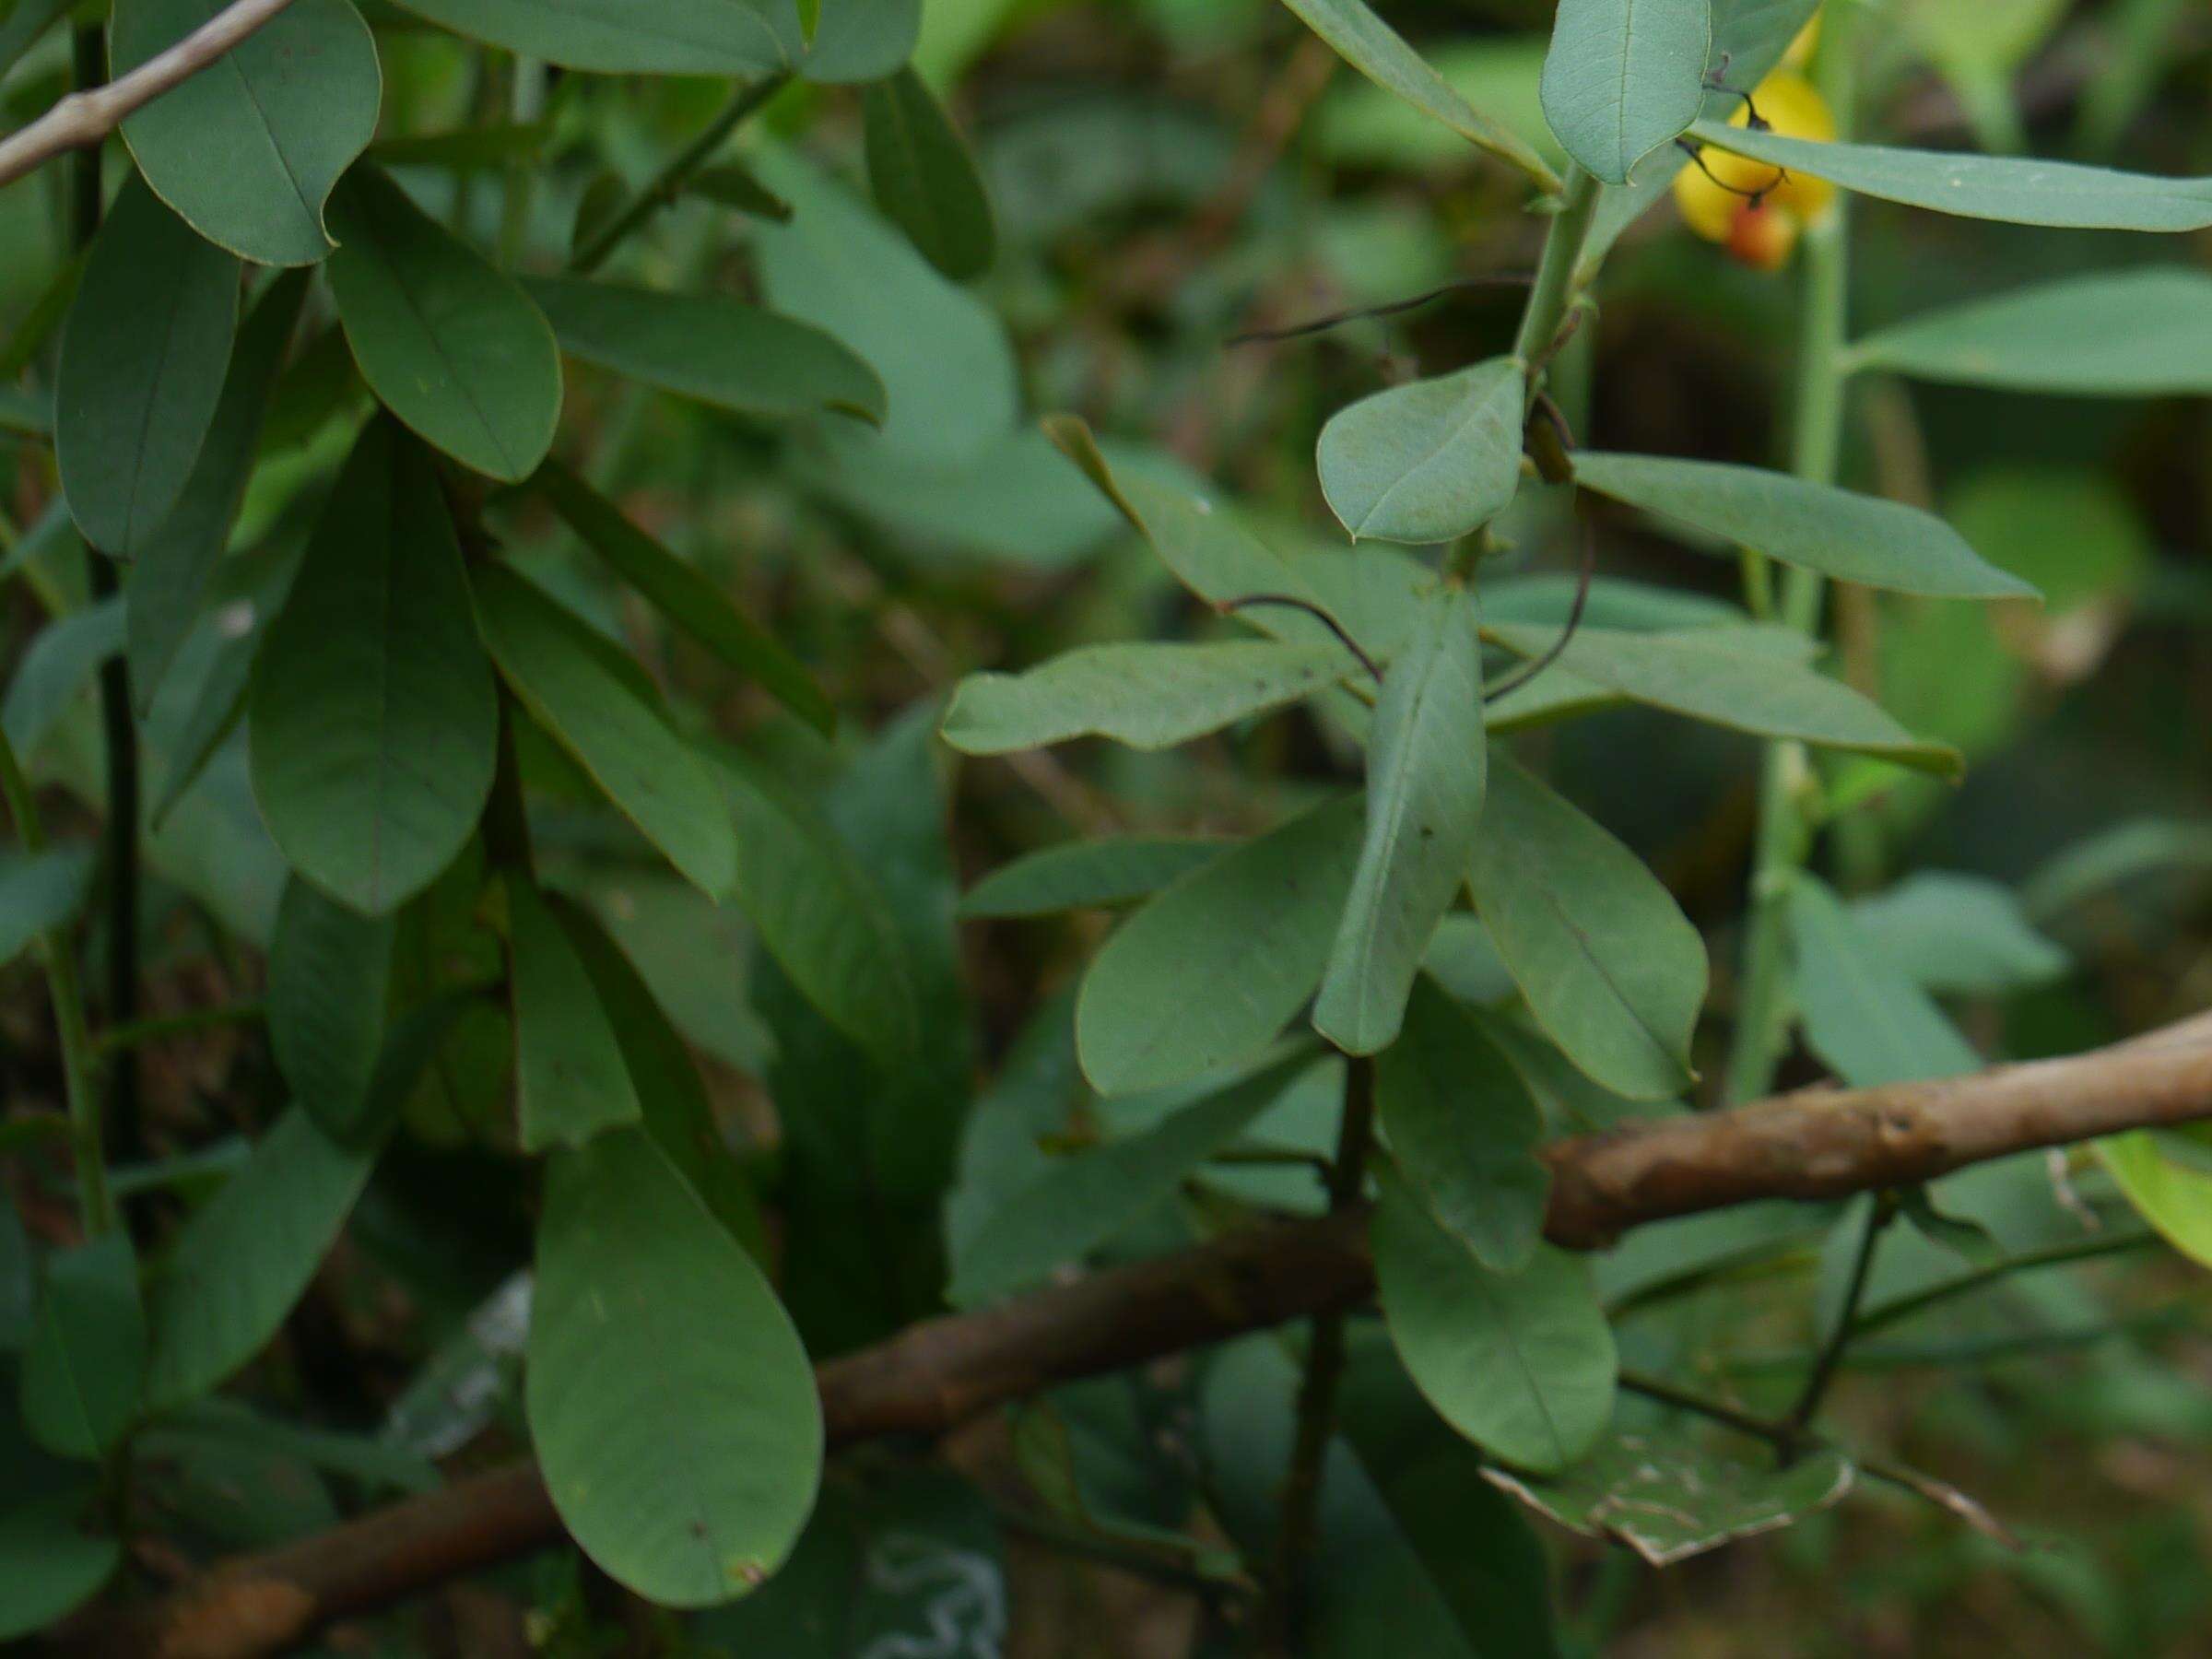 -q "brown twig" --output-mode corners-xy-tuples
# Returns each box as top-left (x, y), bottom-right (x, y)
(0, 0), (302, 189)
(58, 1012), (2212, 1657)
